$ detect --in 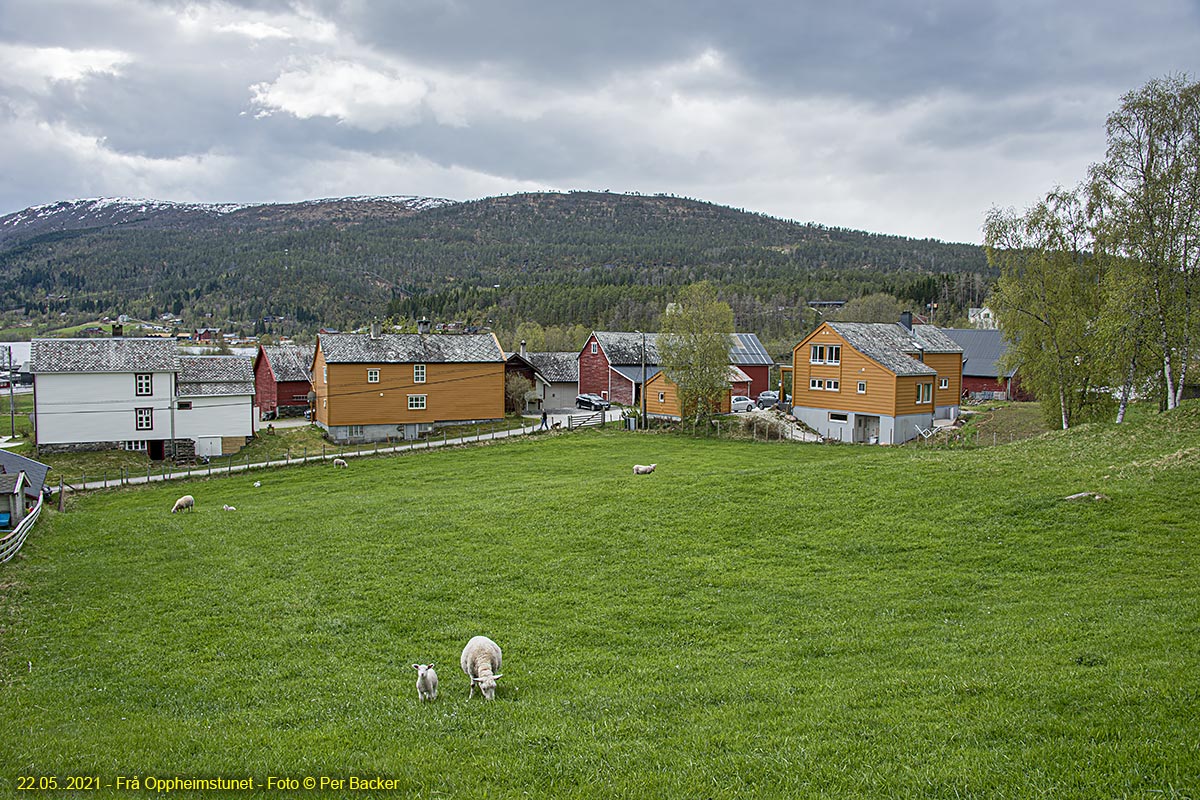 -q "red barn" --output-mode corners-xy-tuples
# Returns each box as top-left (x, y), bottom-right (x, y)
(578, 331), (773, 407)
(254, 344), (315, 419)
(942, 329), (1032, 401)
